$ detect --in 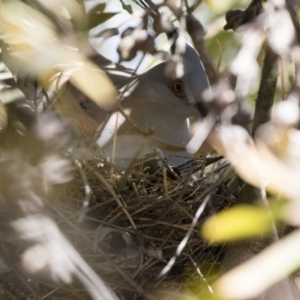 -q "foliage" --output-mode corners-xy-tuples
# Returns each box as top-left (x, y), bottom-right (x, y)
(0, 0), (299, 300)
